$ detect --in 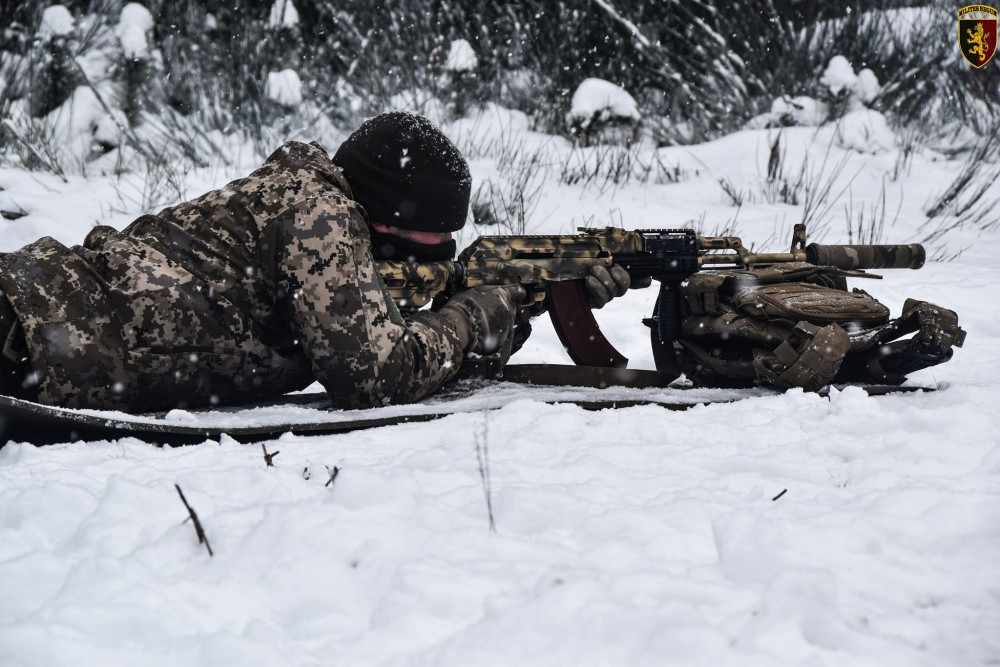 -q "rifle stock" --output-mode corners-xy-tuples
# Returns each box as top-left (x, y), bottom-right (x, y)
(375, 224), (926, 376)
